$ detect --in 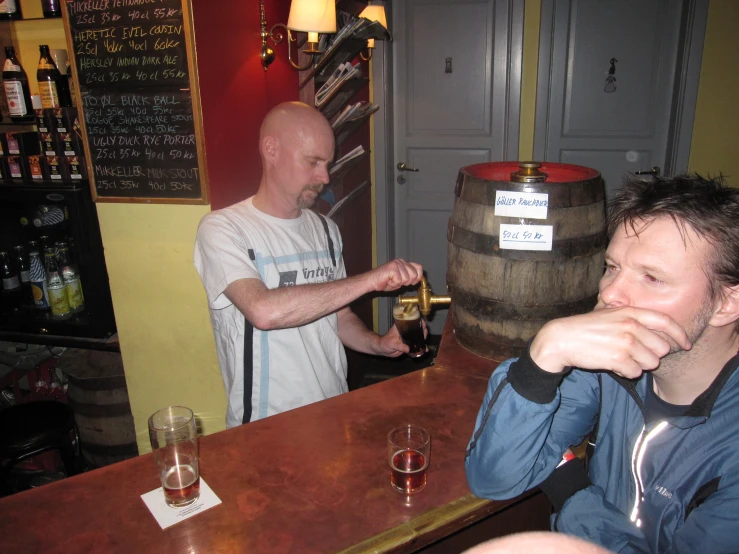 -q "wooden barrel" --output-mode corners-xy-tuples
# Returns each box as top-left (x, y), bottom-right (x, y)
(447, 162), (605, 361)
(58, 349), (139, 468)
